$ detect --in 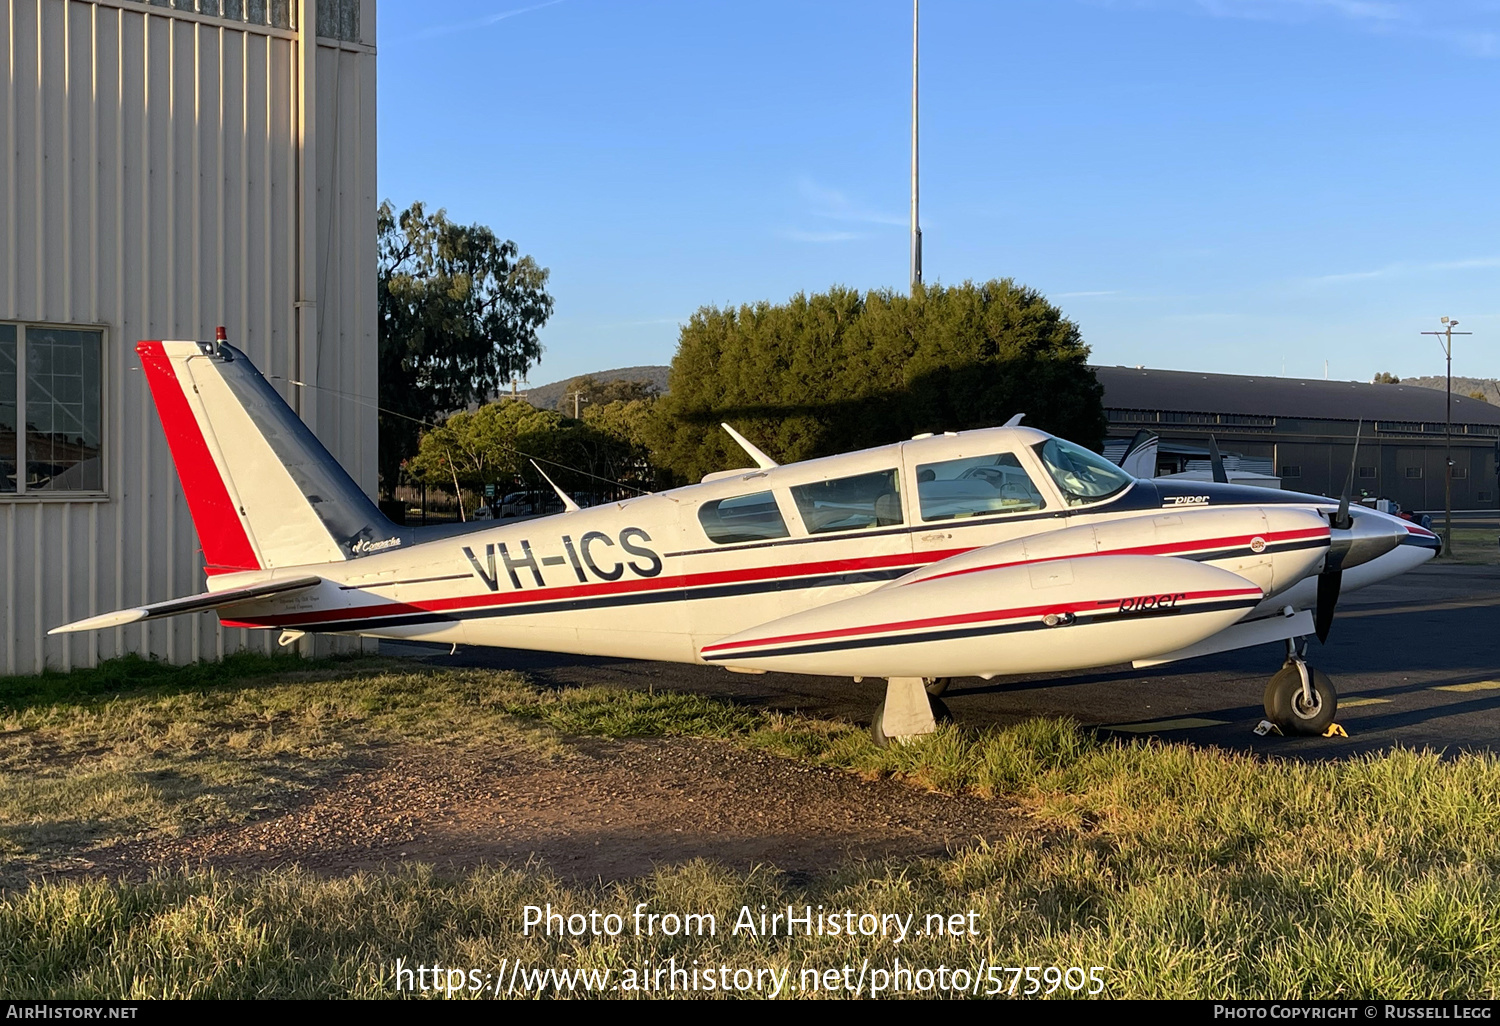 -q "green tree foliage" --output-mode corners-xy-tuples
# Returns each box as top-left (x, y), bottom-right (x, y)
(407, 400), (557, 496)
(410, 400), (648, 507)
(648, 281), (1105, 483)
(582, 396), (662, 493)
(377, 200), (554, 497)
(553, 374), (660, 416)
(1373, 371), (1401, 384)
